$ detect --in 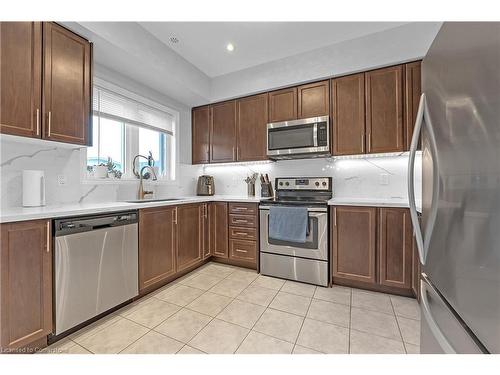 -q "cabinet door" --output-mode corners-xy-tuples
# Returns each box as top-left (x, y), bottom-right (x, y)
(192, 106), (210, 164)
(365, 65), (404, 153)
(209, 202), (228, 258)
(297, 80), (330, 119)
(332, 206), (377, 284)
(210, 101), (237, 162)
(236, 93), (269, 161)
(331, 73), (365, 155)
(404, 61), (422, 151)
(378, 208), (413, 289)
(176, 204), (203, 272)
(268, 87), (297, 122)
(0, 220), (52, 351)
(139, 207), (176, 292)
(42, 22), (91, 145)
(0, 22), (42, 138)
